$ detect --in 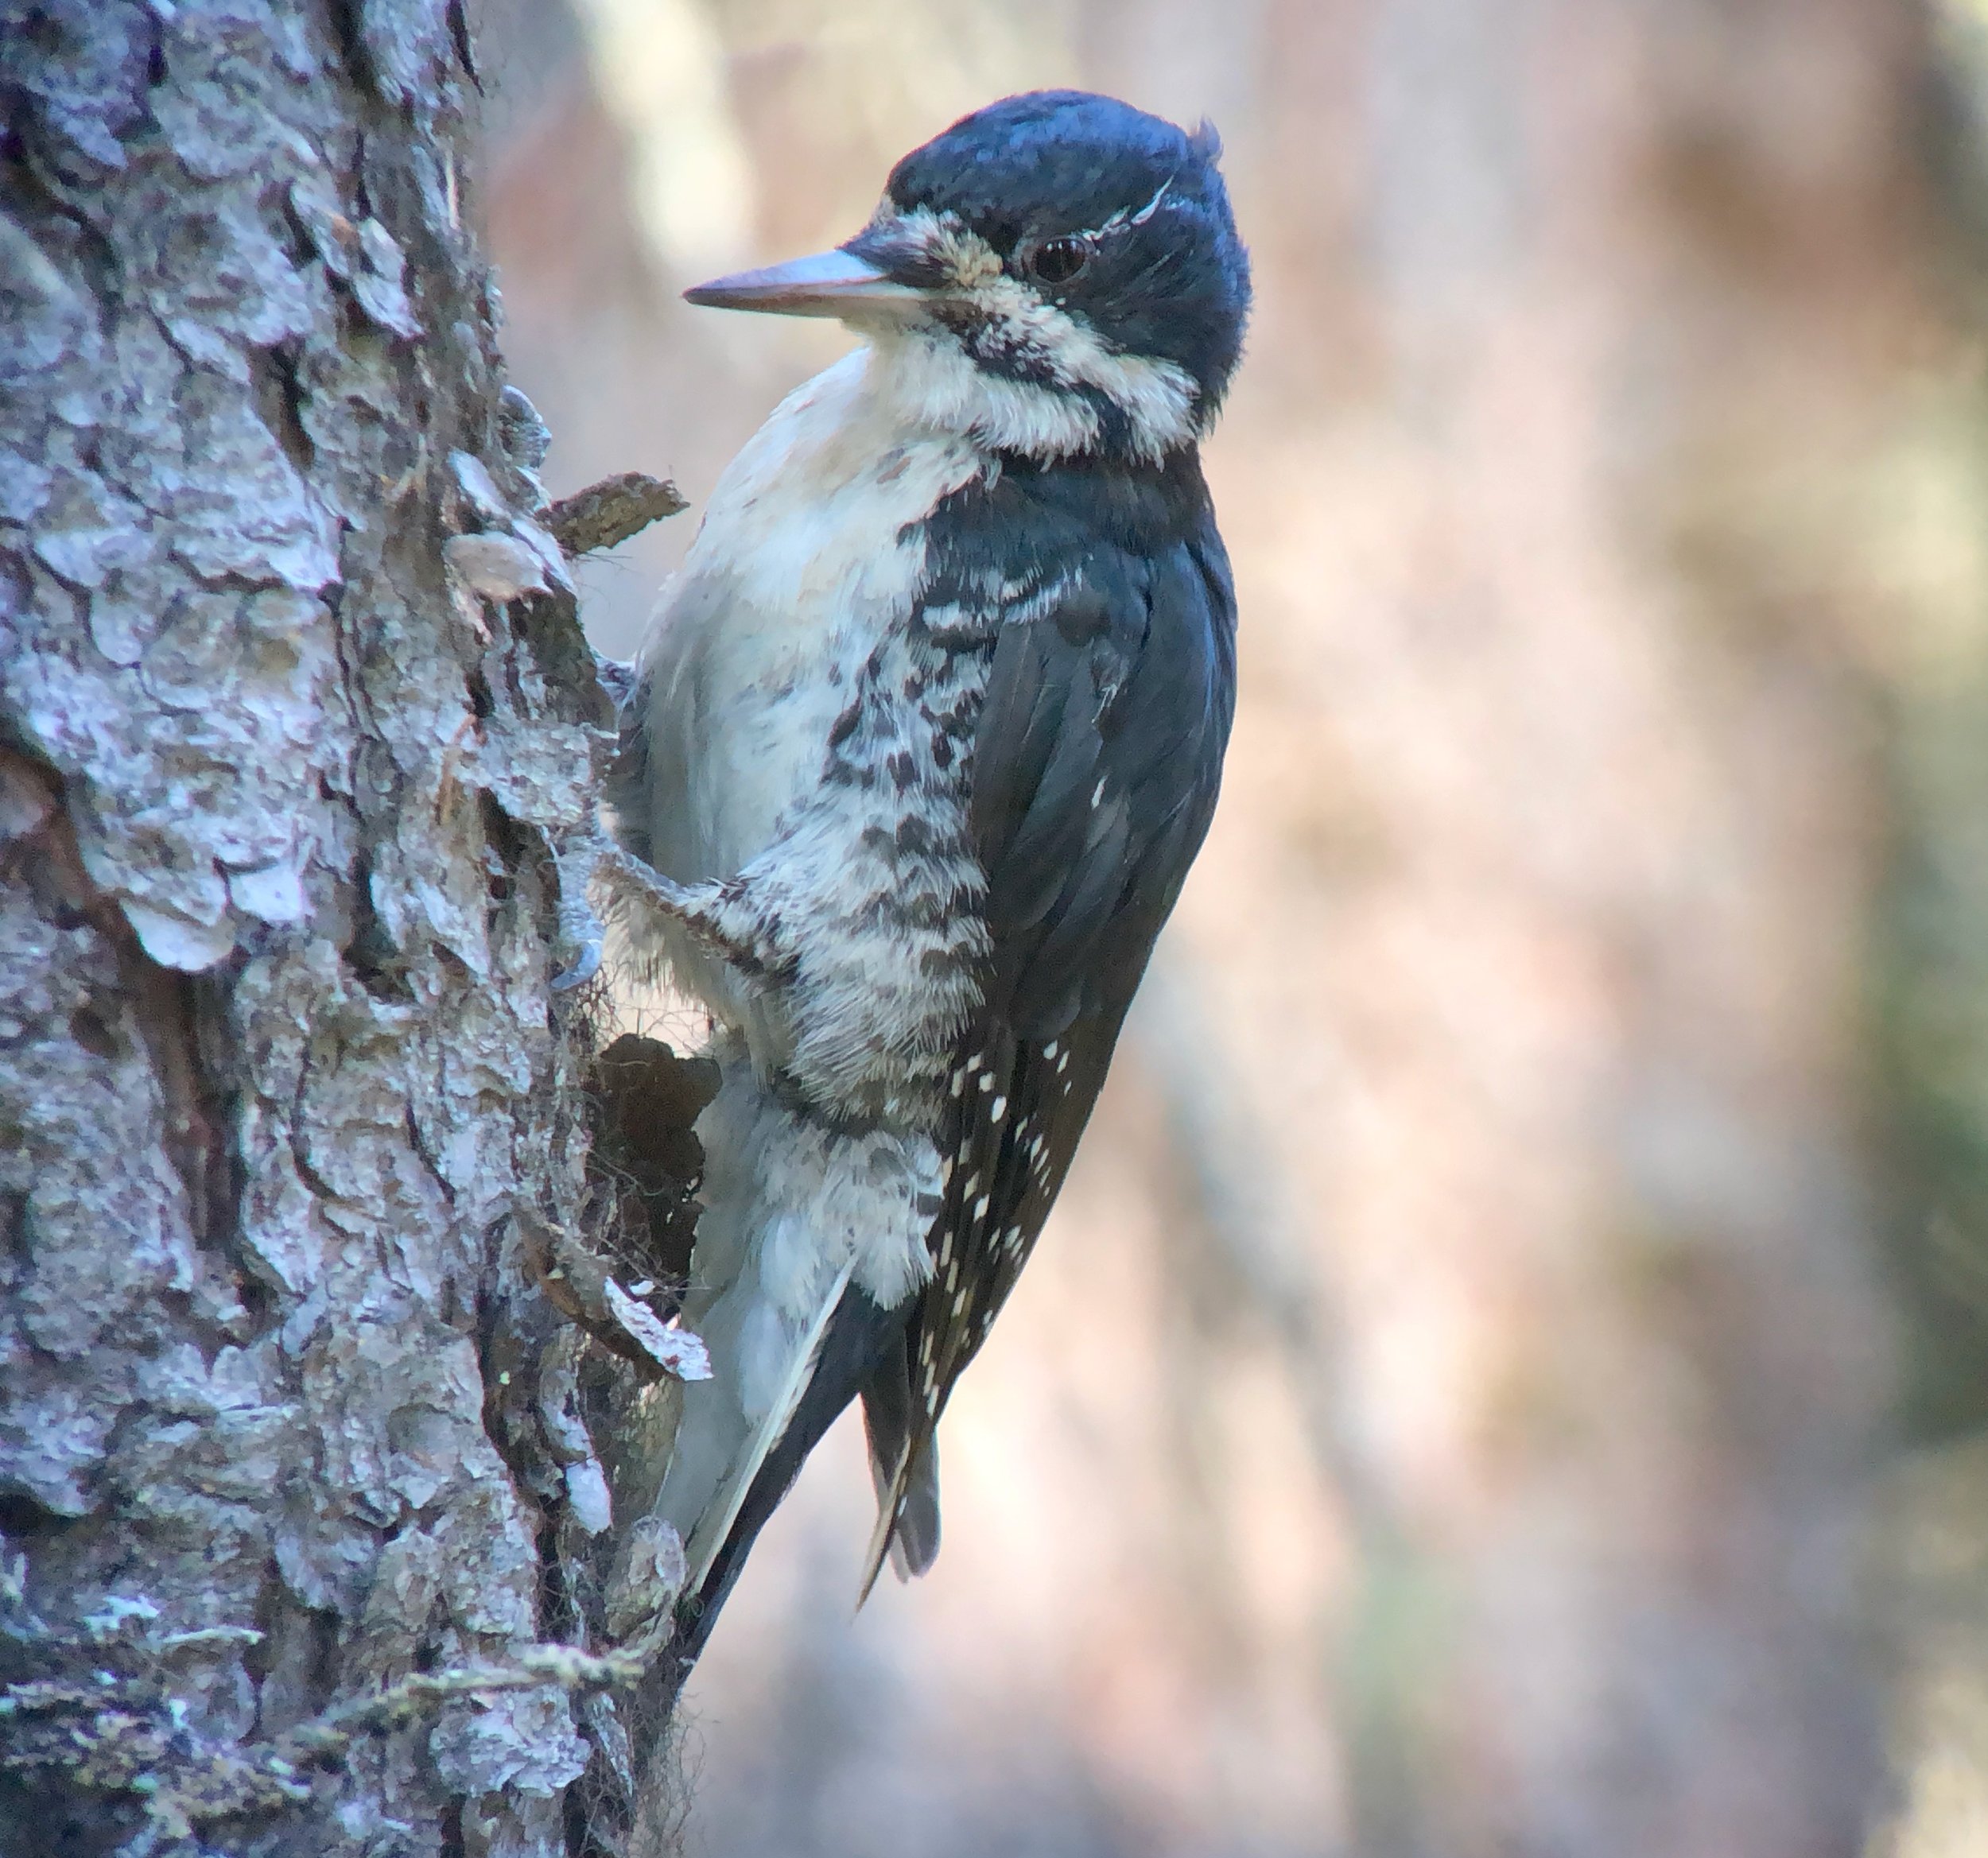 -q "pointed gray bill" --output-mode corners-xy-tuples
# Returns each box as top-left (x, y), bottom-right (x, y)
(683, 248), (929, 317)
